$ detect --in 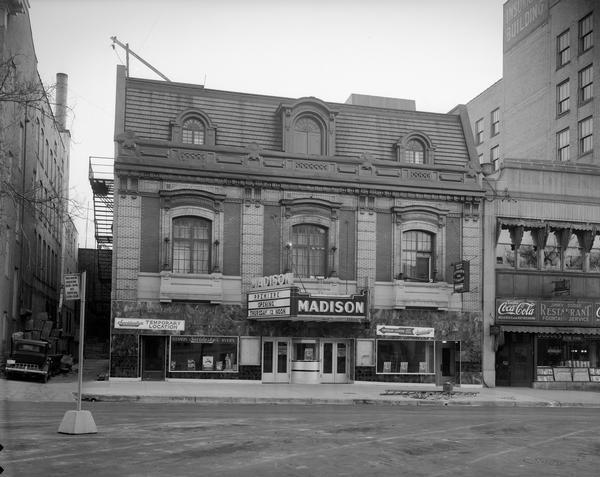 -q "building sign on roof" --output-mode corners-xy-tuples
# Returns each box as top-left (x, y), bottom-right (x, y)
(496, 299), (600, 327)
(503, 0), (548, 52)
